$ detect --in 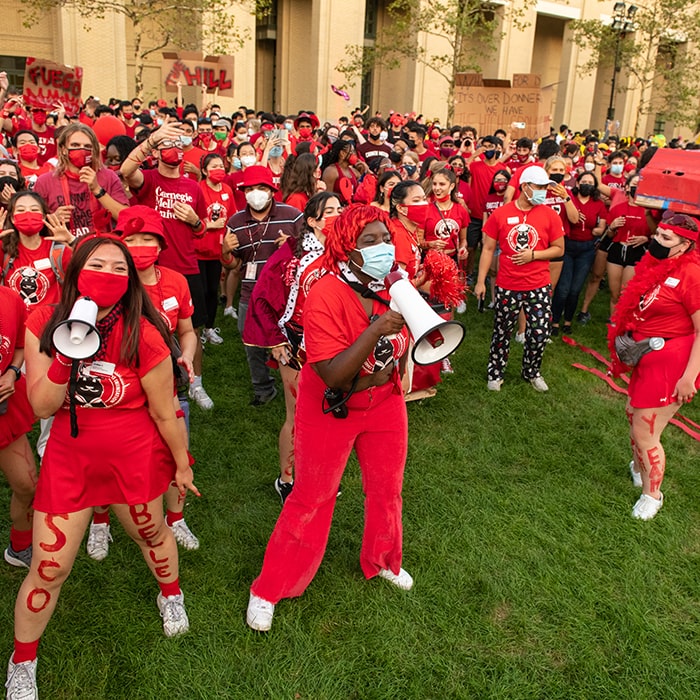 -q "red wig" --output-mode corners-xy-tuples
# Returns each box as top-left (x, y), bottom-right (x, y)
(321, 203), (392, 272)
